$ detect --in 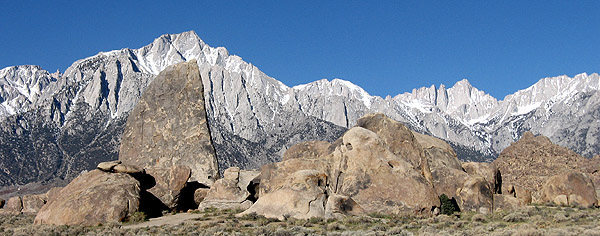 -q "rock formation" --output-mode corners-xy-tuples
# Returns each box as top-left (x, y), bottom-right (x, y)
(4, 196), (23, 213)
(282, 140), (330, 161)
(456, 176), (493, 214)
(493, 132), (595, 201)
(327, 126), (439, 214)
(3, 31), (600, 195)
(119, 60), (219, 187)
(413, 130), (468, 199)
(21, 194), (47, 214)
(539, 171), (597, 208)
(242, 169), (328, 220)
(34, 61), (227, 225)
(355, 113), (432, 183)
(97, 160), (143, 174)
(145, 166), (191, 210)
(241, 114), (441, 219)
(197, 167), (259, 210)
(34, 170), (142, 226)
